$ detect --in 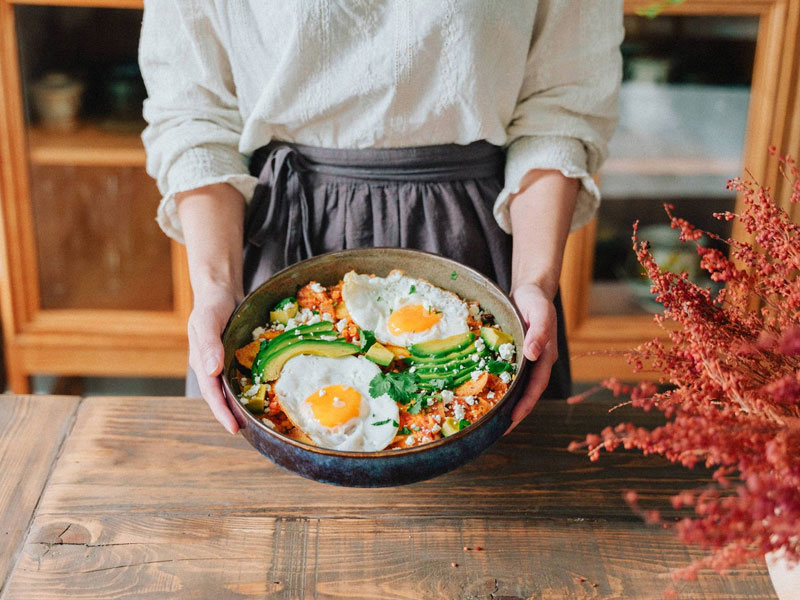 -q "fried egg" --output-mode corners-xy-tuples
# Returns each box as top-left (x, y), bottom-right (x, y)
(273, 355), (399, 451)
(341, 270), (469, 346)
